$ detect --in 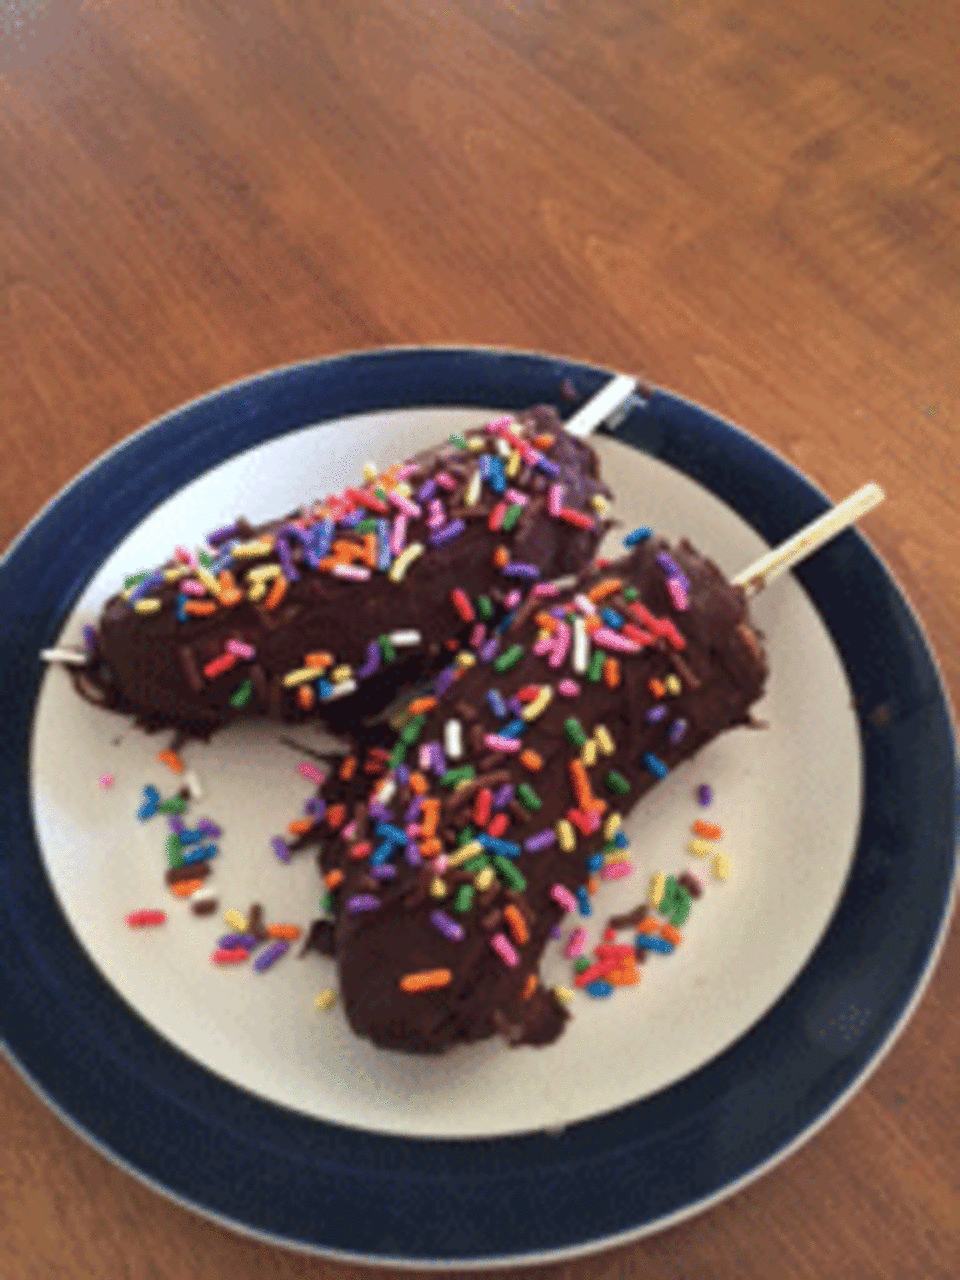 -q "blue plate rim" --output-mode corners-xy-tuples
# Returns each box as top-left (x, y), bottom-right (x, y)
(0, 345), (956, 1266)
